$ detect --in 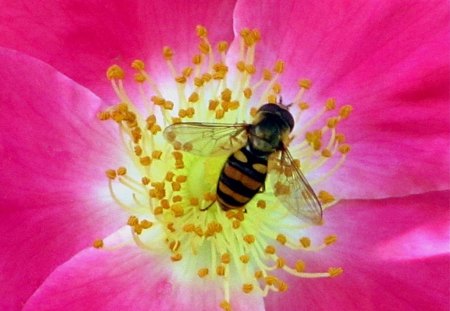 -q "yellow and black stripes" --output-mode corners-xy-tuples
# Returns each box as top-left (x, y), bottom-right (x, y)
(217, 146), (268, 210)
